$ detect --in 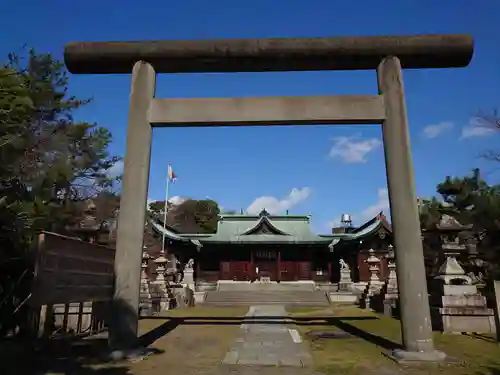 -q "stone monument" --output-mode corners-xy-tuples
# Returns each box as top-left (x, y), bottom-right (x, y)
(430, 215), (496, 334)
